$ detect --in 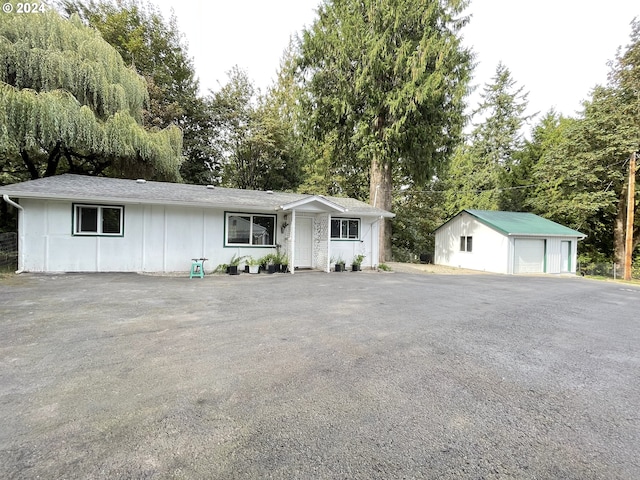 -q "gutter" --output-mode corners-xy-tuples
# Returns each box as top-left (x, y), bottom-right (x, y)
(2, 195), (24, 273)
(3, 194), (22, 211)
